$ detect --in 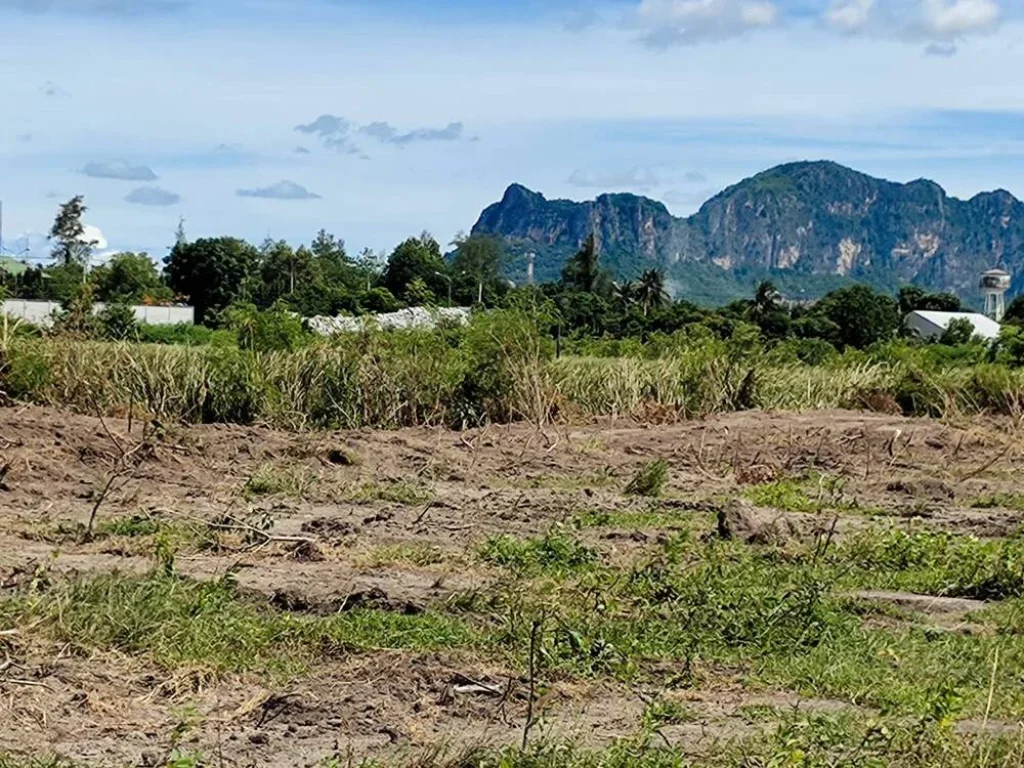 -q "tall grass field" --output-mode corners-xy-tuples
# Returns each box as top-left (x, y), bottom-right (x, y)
(2, 310), (1023, 429)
